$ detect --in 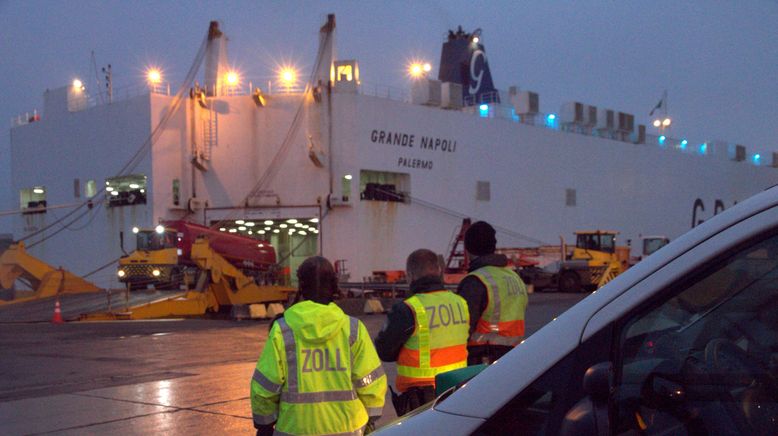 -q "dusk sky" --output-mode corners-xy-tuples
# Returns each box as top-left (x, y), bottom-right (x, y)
(1, 1), (777, 225)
